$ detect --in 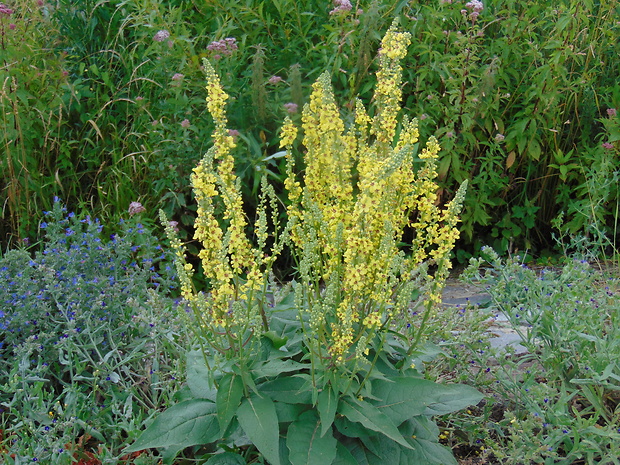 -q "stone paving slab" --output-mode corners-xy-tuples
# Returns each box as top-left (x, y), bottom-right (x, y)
(442, 280), (529, 354)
